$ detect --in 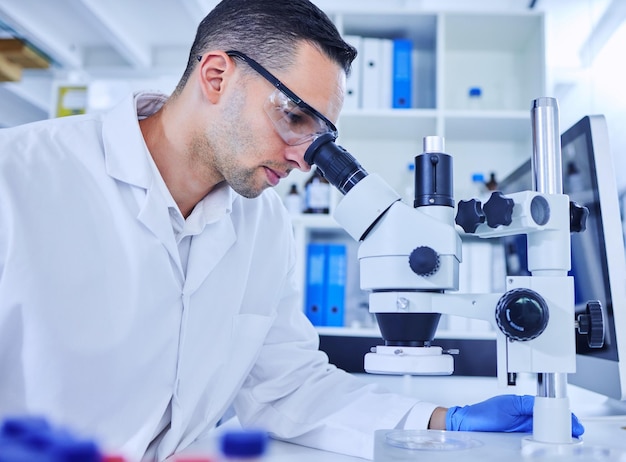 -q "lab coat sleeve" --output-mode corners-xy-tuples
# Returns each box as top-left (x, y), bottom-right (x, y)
(231, 227), (439, 459)
(402, 402), (442, 430)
